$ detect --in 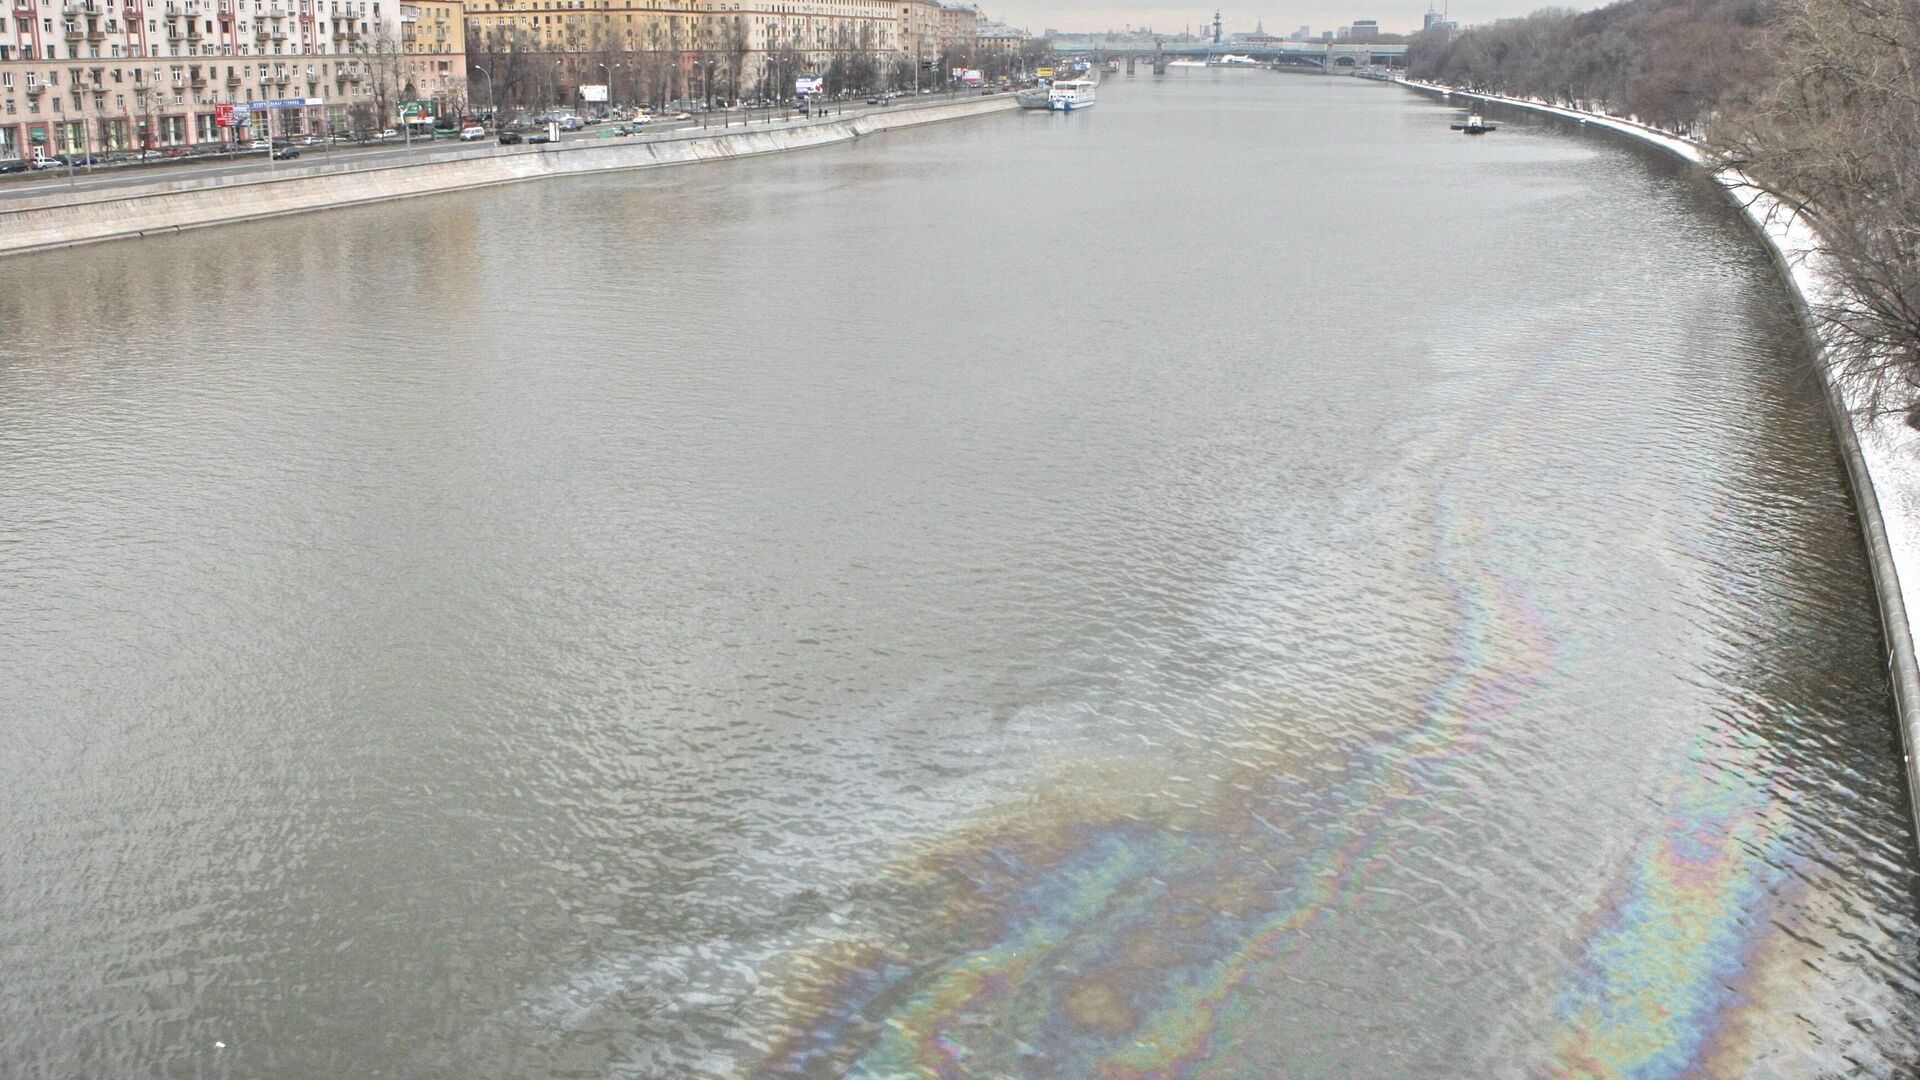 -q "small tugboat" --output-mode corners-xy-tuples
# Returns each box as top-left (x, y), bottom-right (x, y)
(1450, 112), (1497, 134)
